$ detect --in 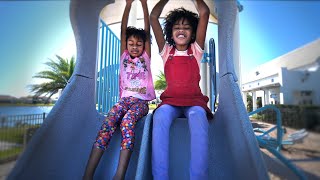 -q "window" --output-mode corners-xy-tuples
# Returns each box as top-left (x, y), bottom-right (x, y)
(301, 91), (312, 96)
